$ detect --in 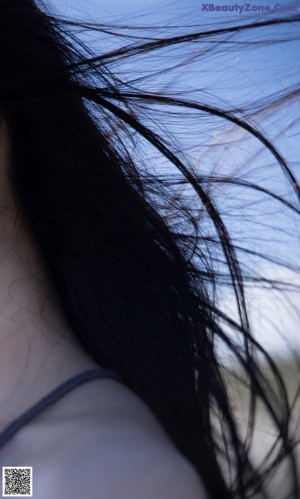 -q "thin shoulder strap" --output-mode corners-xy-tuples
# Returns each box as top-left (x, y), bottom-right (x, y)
(0, 367), (123, 450)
